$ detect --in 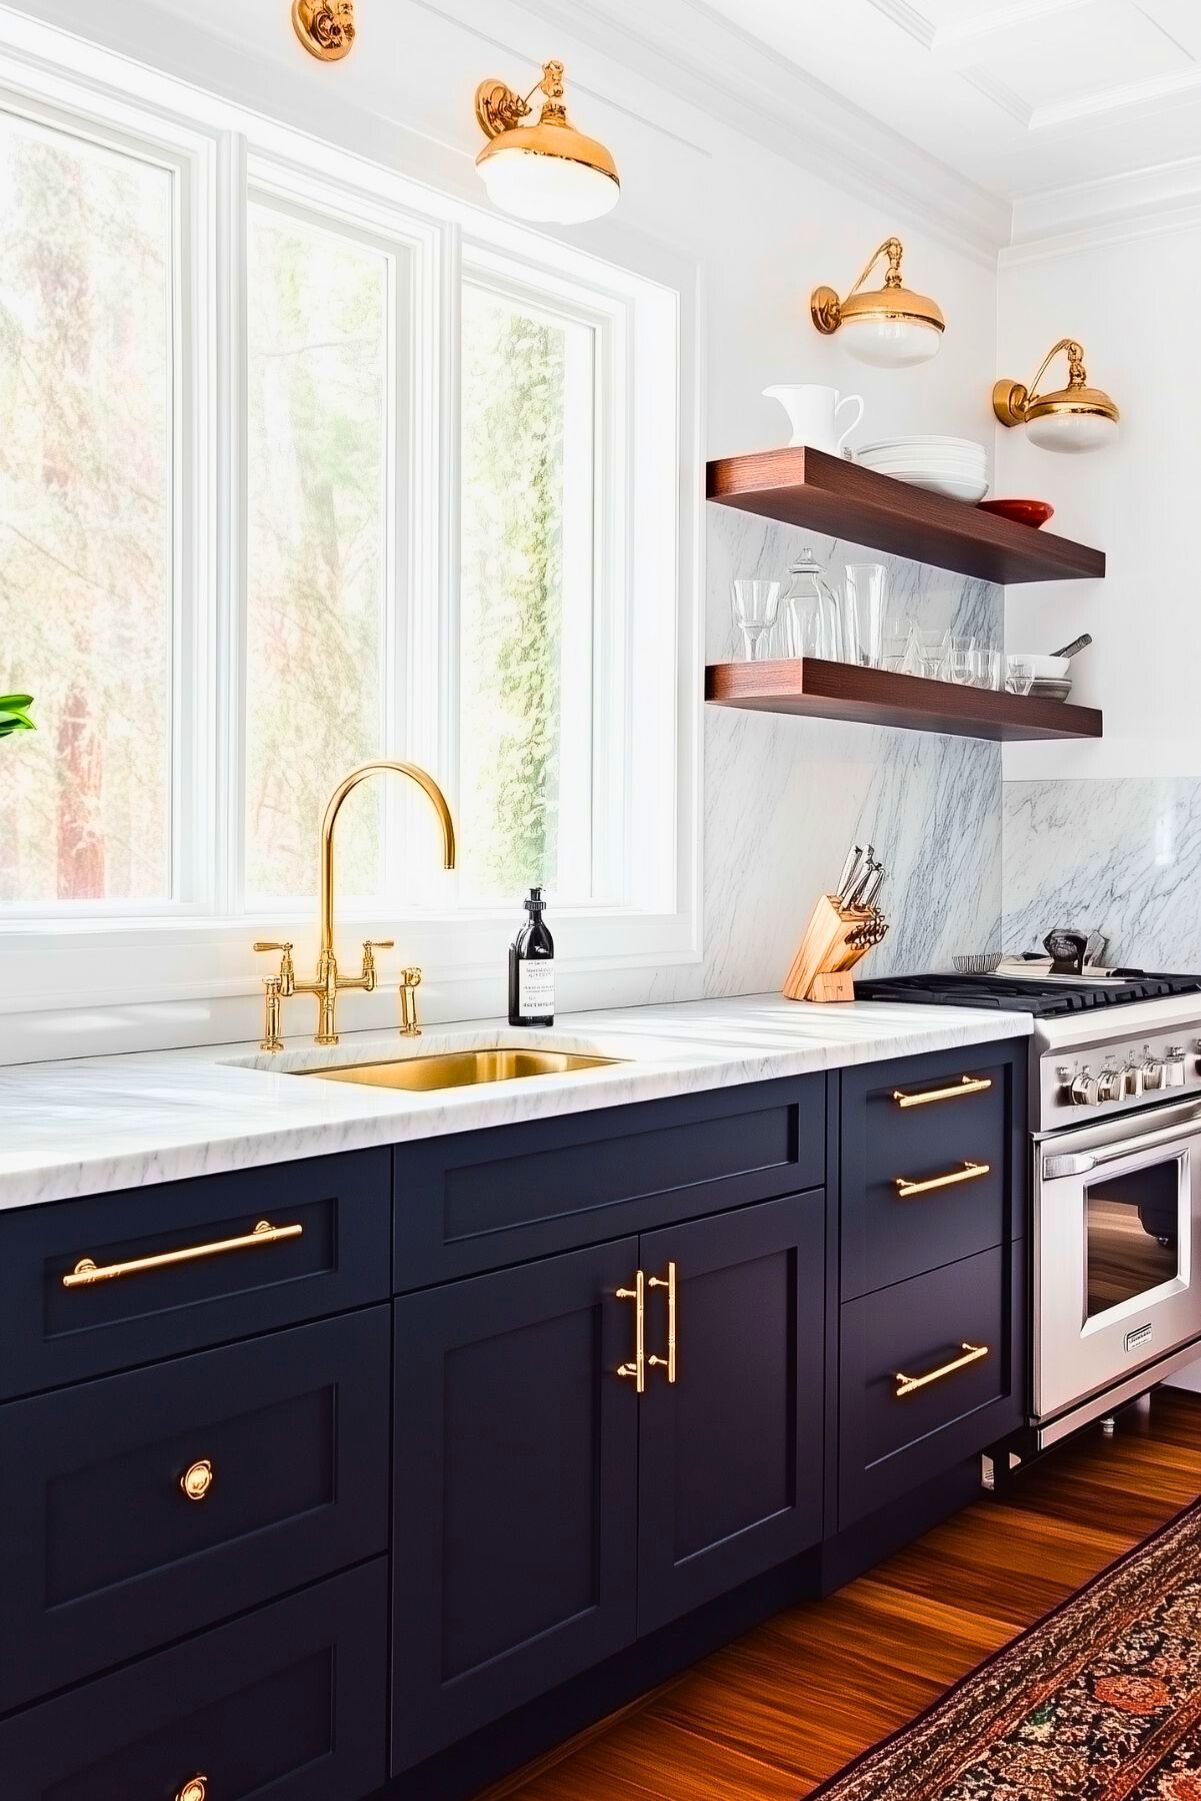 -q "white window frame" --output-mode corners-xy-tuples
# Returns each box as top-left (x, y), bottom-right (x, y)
(0, 27), (700, 1030)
